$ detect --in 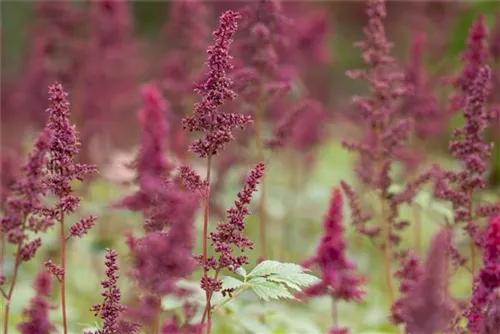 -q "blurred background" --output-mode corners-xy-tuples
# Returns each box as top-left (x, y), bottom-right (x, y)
(1, 1), (500, 333)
